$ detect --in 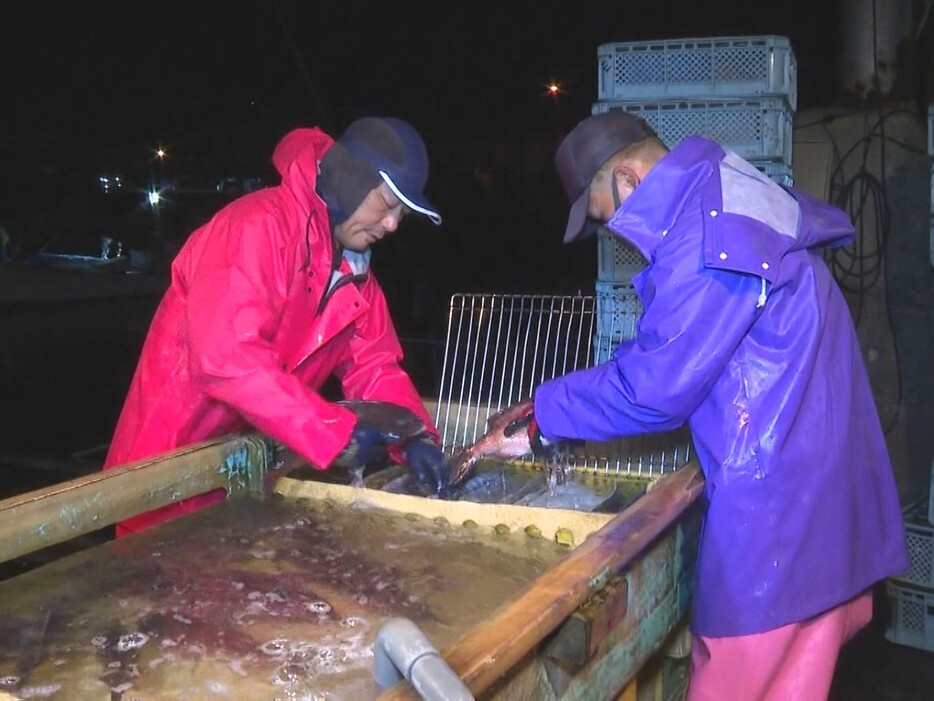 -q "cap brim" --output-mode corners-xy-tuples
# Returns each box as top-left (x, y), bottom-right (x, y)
(379, 171), (442, 225)
(563, 190), (593, 243)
